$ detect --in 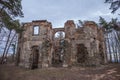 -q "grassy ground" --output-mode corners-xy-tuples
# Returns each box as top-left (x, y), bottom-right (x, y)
(0, 63), (120, 80)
